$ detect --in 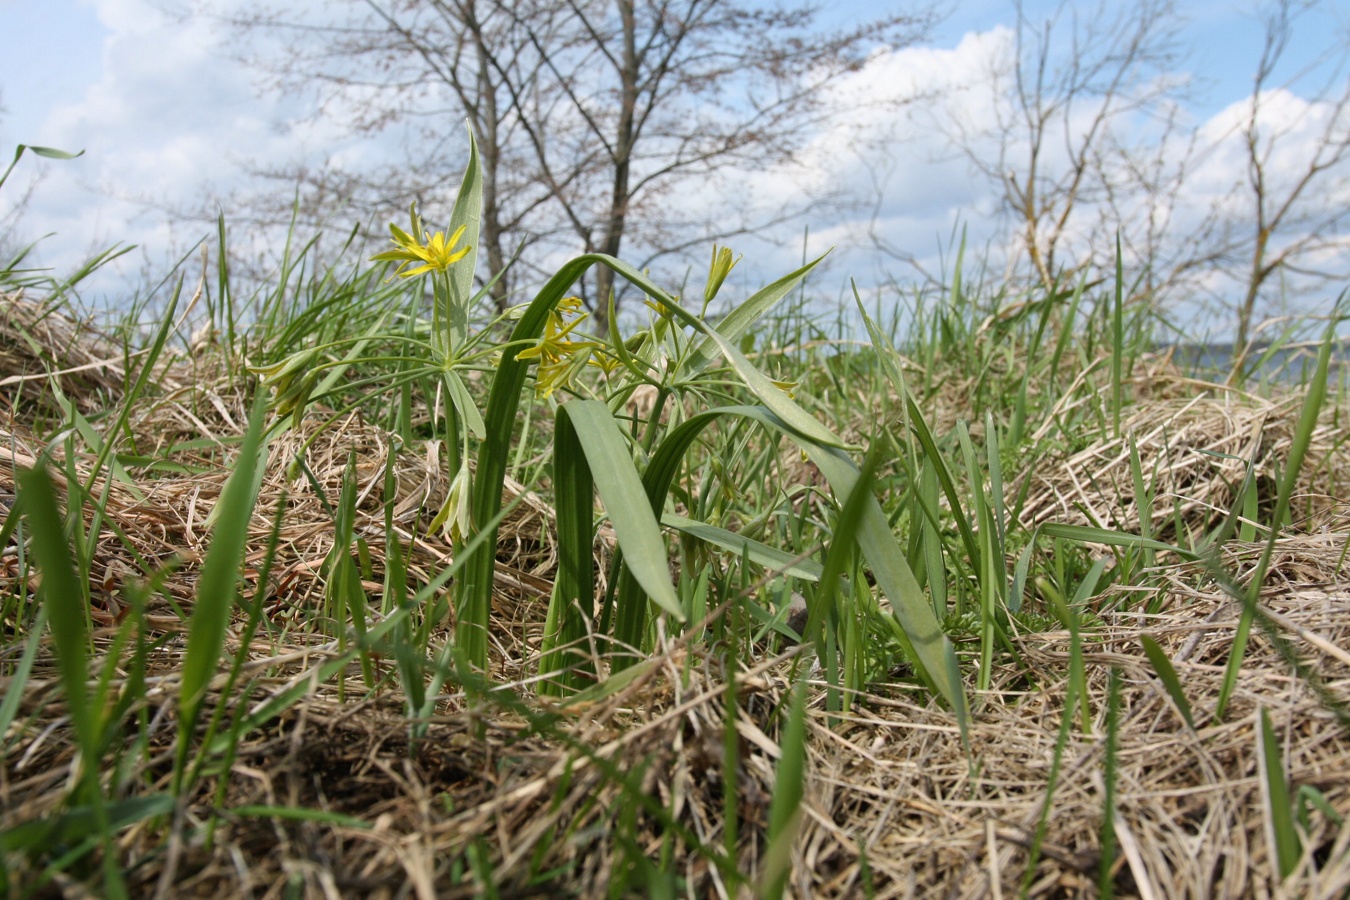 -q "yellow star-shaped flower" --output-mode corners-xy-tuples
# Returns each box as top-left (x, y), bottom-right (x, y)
(371, 206), (471, 278)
